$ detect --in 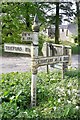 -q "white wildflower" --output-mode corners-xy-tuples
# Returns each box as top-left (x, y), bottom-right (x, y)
(56, 87), (60, 90)
(67, 100), (71, 104)
(24, 112), (28, 115)
(60, 88), (64, 93)
(72, 99), (76, 105)
(33, 110), (36, 113)
(53, 107), (56, 111)
(76, 106), (79, 110)
(58, 99), (61, 103)
(44, 108), (47, 111)
(67, 83), (72, 87)
(72, 89), (77, 94)
(67, 90), (71, 95)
